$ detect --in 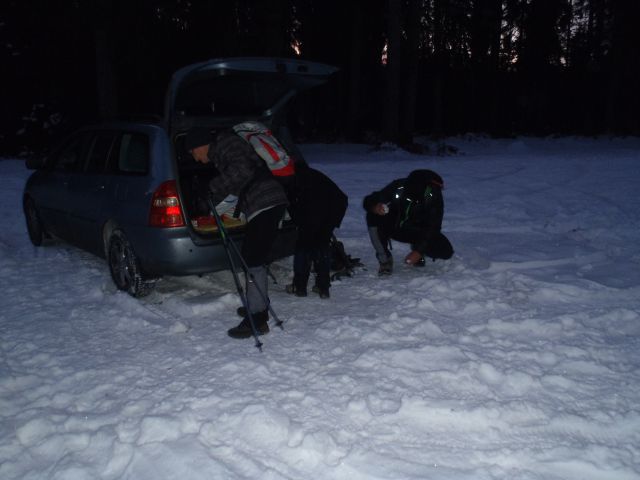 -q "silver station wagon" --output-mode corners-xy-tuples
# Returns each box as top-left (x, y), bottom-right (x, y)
(23, 57), (337, 297)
